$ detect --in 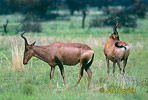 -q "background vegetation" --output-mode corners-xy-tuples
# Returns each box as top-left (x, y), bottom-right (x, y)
(0, 0), (148, 100)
